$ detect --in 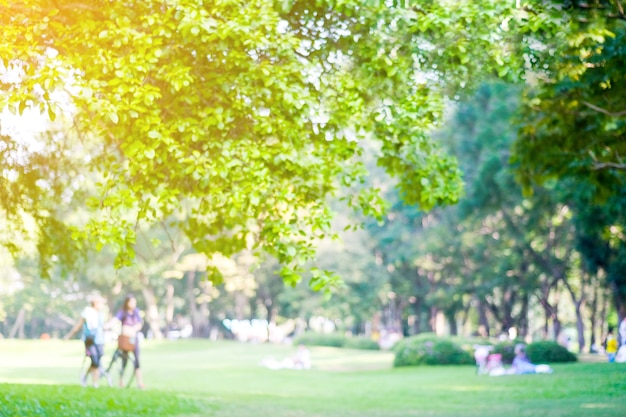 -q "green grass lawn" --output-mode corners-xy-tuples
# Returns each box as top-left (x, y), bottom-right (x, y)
(0, 339), (624, 417)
